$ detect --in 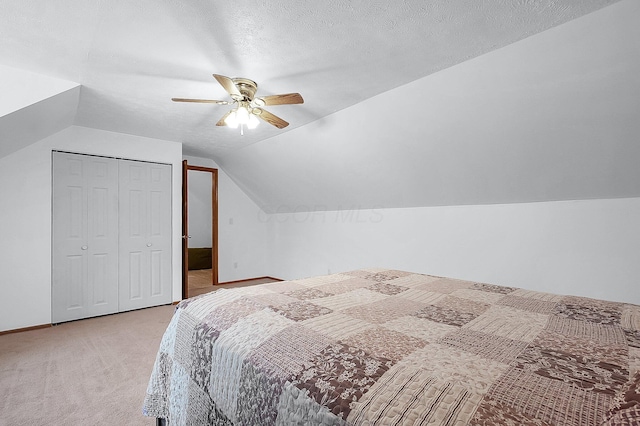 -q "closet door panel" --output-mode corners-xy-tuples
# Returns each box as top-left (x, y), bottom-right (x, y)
(52, 152), (119, 323)
(119, 160), (172, 312)
(87, 159), (119, 312)
(147, 163), (172, 303)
